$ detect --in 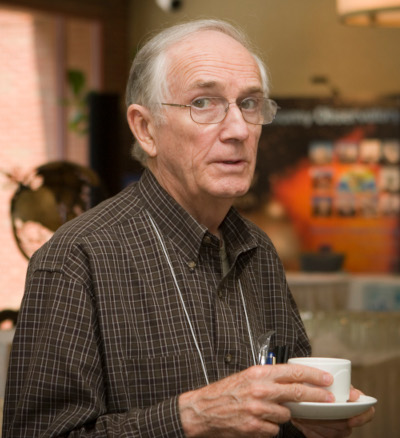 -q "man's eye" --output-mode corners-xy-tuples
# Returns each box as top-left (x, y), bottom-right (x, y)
(191, 98), (212, 109)
(241, 98), (259, 110)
